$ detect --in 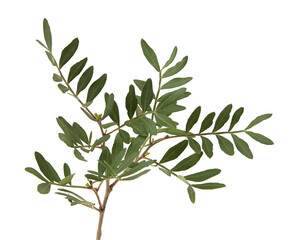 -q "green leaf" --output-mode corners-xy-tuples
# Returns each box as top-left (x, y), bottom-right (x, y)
(59, 174), (75, 186)
(140, 117), (157, 135)
(171, 153), (203, 172)
(246, 131), (274, 145)
(155, 113), (178, 129)
(163, 46), (177, 69)
(59, 38), (79, 69)
(199, 112), (215, 133)
(213, 104), (232, 132)
(43, 18), (52, 51)
(162, 56), (188, 78)
(187, 138), (202, 154)
(159, 167), (171, 176)
(45, 51), (56, 66)
(103, 93), (115, 120)
(119, 129), (131, 144)
(57, 117), (81, 144)
(109, 100), (120, 125)
(120, 160), (153, 177)
(216, 135), (234, 155)
(187, 186), (196, 204)
(157, 88), (187, 110)
(91, 135), (111, 150)
(185, 169), (221, 182)
(158, 128), (186, 136)
(52, 73), (62, 82)
(73, 149), (87, 161)
(35, 152), (61, 182)
(25, 167), (49, 182)
(37, 183), (51, 194)
(186, 106), (201, 132)
(133, 79), (146, 91)
(85, 174), (103, 181)
(201, 136), (213, 158)
(192, 183), (226, 190)
(76, 66), (94, 95)
(141, 39), (160, 71)
(126, 136), (146, 157)
(80, 107), (97, 122)
(102, 122), (117, 129)
(141, 78), (154, 112)
(86, 73), (107, 103)
(229, 107), (244, 131)
(157, 104), (186, 115)
(72, 122), (89, 144)
(58, 133), (74, 147)
(122, 169), (151, 180)
(231, 134), (253, 159)
(161, 77), (193, 90)
(246, 114), (272, 130)
(68, 58), (87, 83)
(117, 151), (139, 174)
(36, 40), (48, 50)
(126, 85), (138, 119)
(127, 118), (148, 137)
(98, 147), (111, 175)
(160, 140), (188, 163)
(63, 163), (71, 177)
(58, 83), (69, 93)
